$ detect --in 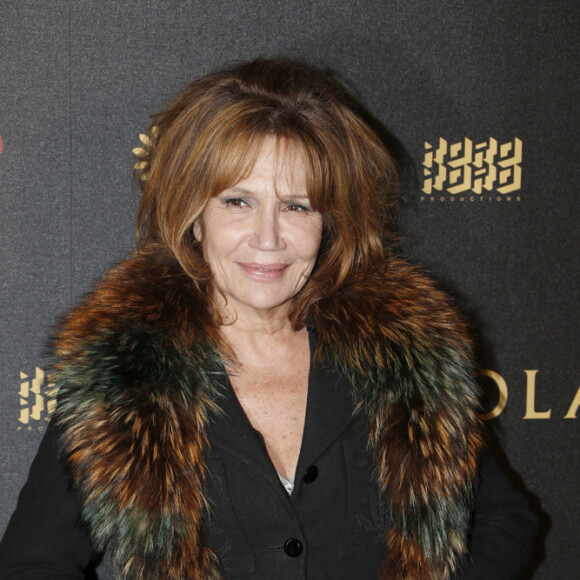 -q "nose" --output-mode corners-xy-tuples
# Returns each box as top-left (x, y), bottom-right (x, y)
(248, 208), (286, 251)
